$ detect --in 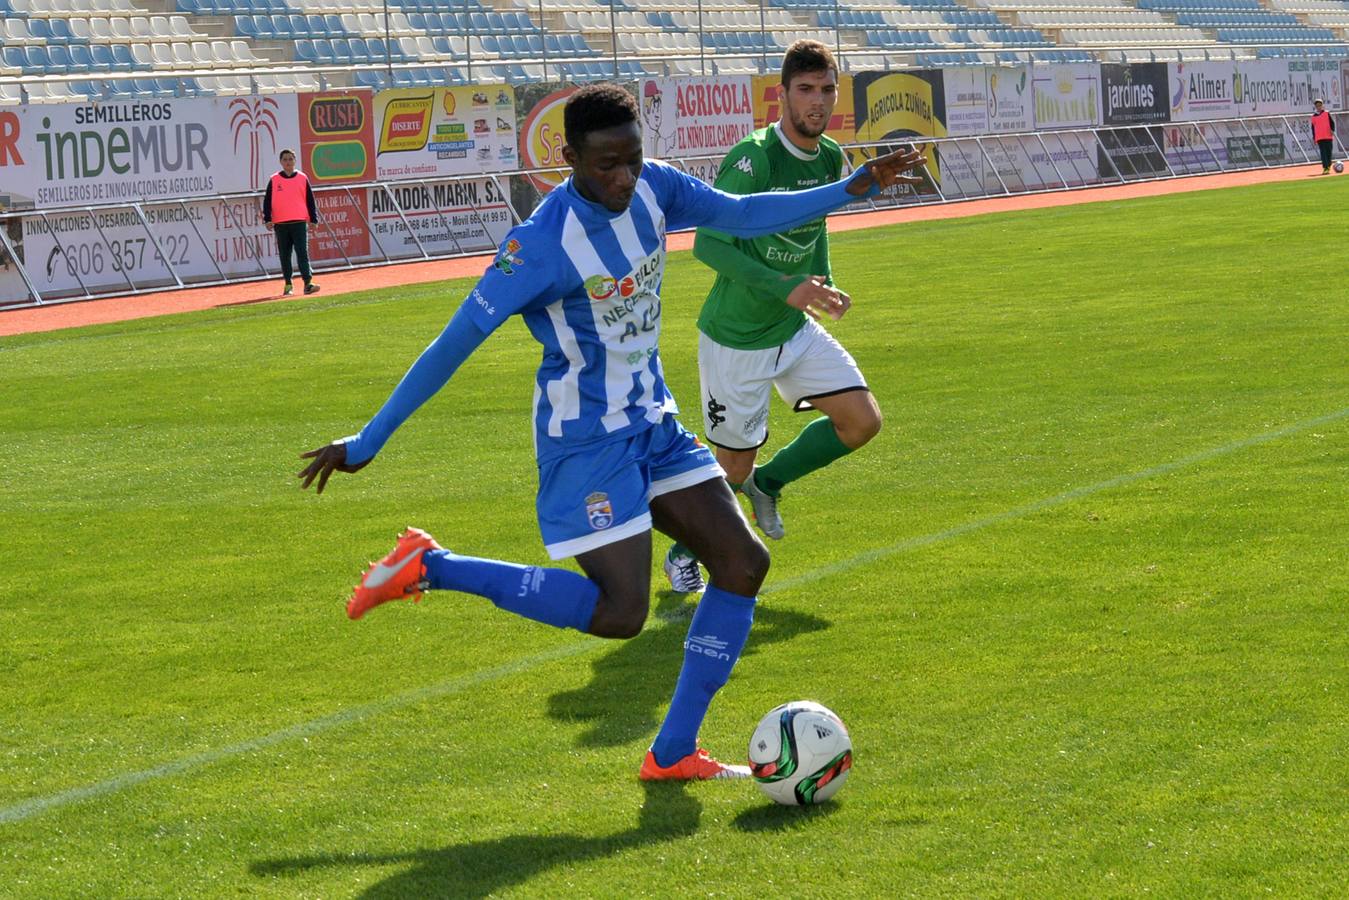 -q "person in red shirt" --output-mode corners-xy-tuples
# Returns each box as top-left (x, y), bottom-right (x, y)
(261, 149), (321, 295)
(1310, 99), (1336, 175)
